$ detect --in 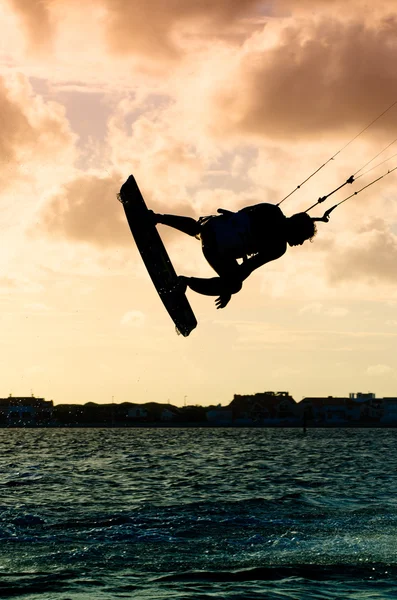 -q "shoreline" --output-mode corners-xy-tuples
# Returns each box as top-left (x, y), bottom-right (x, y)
(1, 422), (396, 429)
